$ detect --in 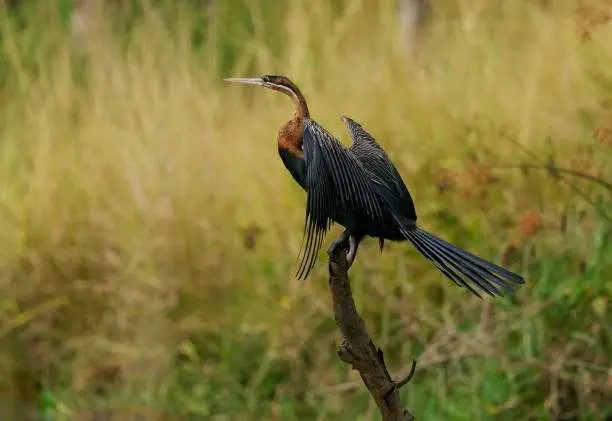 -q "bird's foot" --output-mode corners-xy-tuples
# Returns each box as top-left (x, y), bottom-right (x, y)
(327, 230), (359, 269)
(346, 235), (358, 268)
(327, 231), (350, 257)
